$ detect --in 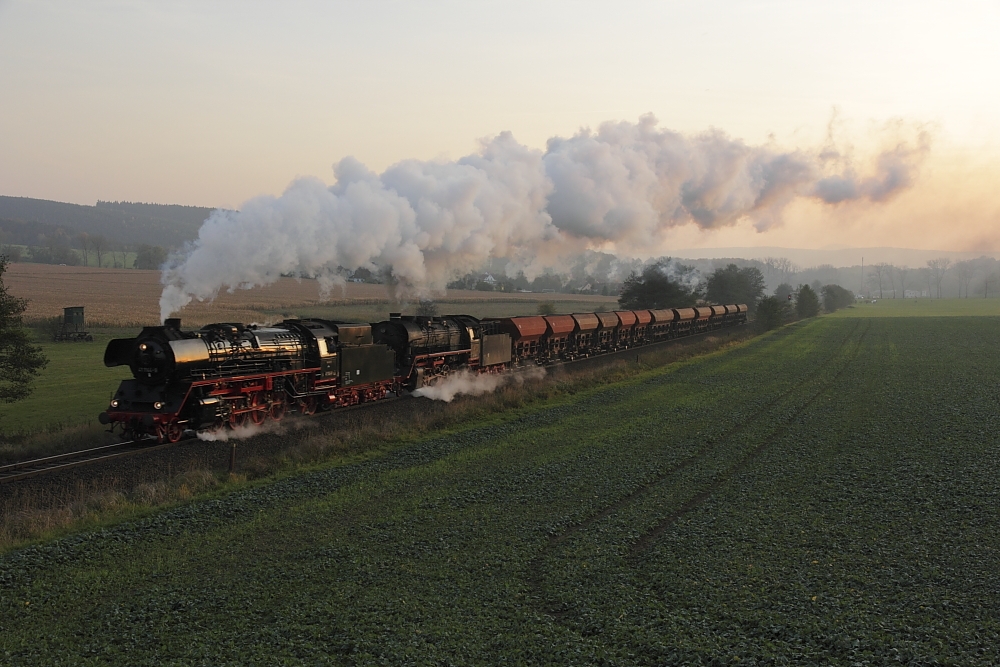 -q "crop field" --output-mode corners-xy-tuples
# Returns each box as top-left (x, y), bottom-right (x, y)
(2, 315), (998, 664)
(4, 263), (617, 328)
(833, 297), (1000, 317)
